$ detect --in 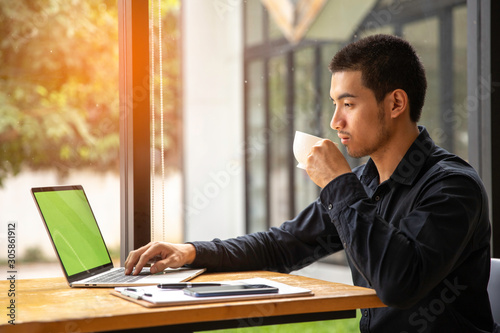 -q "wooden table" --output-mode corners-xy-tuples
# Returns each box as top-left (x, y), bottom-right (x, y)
(0, 271), (385, 333)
